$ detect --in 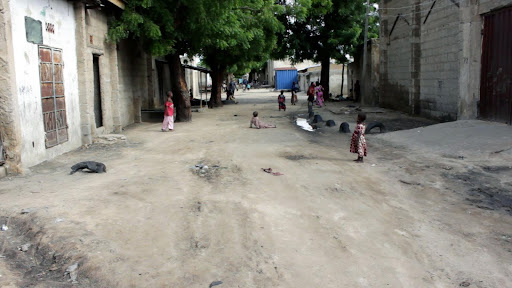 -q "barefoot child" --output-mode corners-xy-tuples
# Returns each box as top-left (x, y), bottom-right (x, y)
(162, 91), (174, 132)
(250, 111), (276, 129)
(278, 90), (286, 111)
(291, 90), (298, 105)
(350, 113), (367, 162)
